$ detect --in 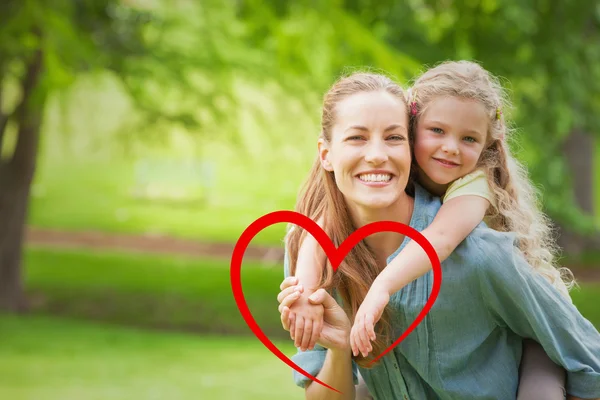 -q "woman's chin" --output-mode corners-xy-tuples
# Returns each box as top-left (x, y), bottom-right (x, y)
(354, 195), (398, 210)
